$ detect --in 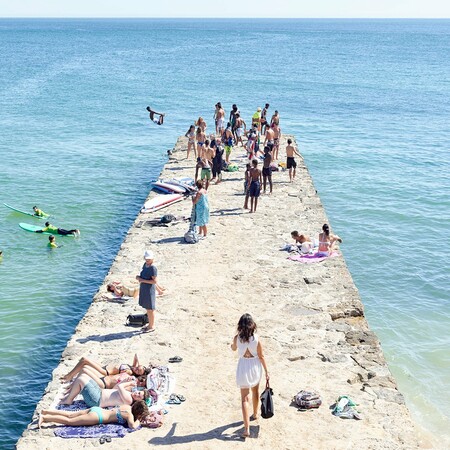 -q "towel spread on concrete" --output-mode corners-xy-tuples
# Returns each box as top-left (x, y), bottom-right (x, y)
(288, 252), (339, 263)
